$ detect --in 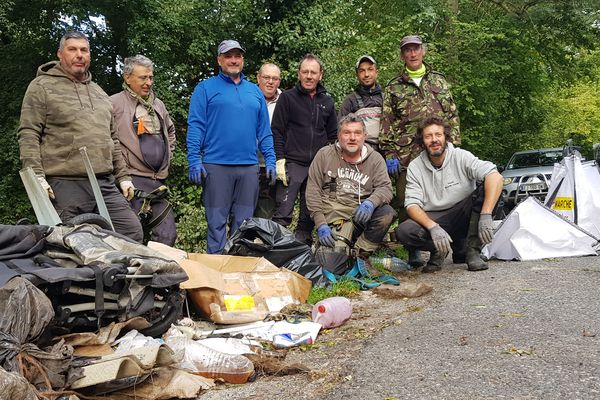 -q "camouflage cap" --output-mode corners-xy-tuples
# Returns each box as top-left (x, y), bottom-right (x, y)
(218, 40), (245, 55)
(400, 35), (423, 49)
(356, 55), (376, 69)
